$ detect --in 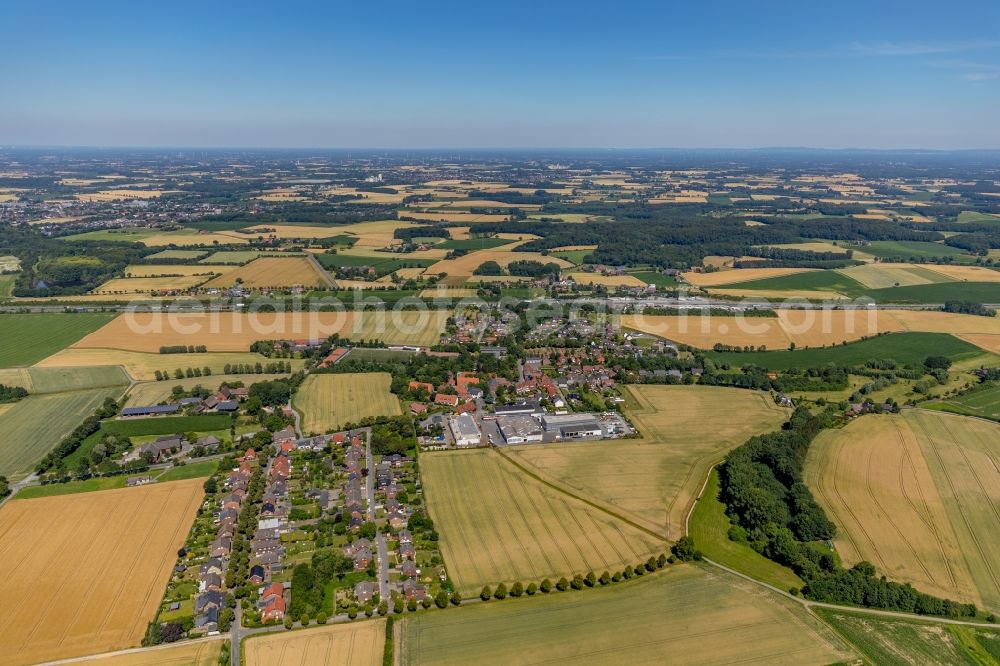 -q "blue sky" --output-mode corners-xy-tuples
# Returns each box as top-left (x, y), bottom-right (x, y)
(1, 1), (999, 148)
